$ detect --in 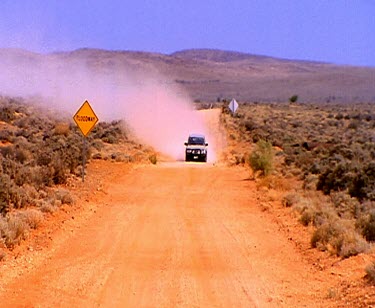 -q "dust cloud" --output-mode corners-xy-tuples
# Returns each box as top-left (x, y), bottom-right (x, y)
(121, 83), (212, 161)
(0, 50), (216, 161)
